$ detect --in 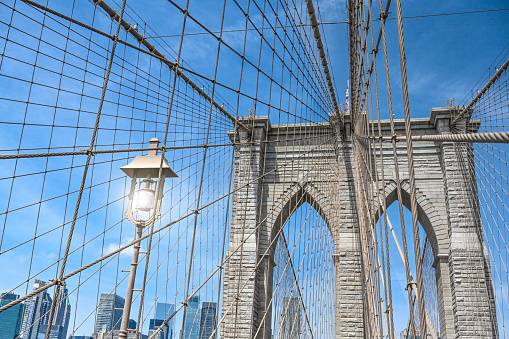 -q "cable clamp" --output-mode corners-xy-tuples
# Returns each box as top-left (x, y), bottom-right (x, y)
(49, 279), (66, 286)
(82, 149), (95, 156)
(93, 0), (103, 6)
(180, 301), (189, 307)
(405, 280), (416, 291)
(138, 35), (147, 44)
(391, 134), (400, 143)
(109, 9), (119, 21)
